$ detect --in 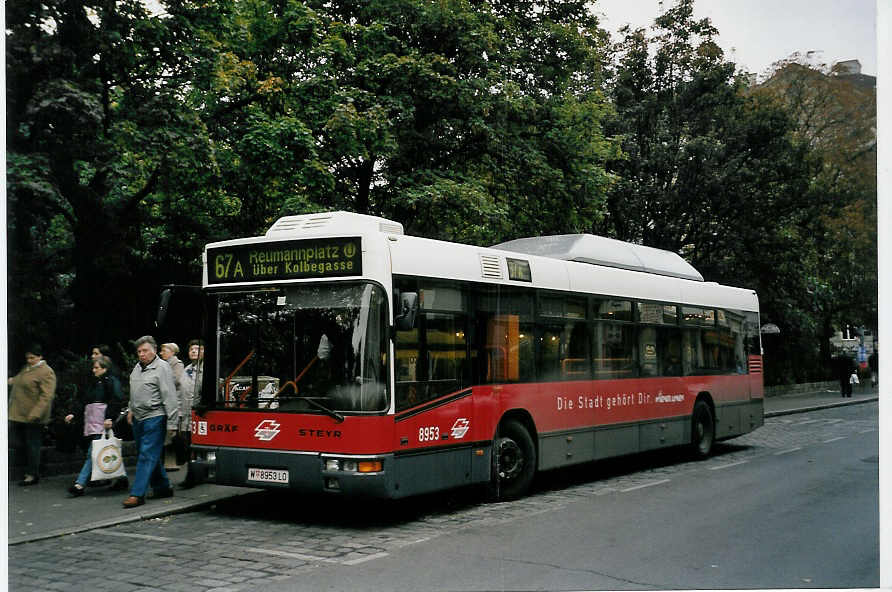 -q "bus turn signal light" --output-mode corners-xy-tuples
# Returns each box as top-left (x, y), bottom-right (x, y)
(358, 461), (383, 473)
